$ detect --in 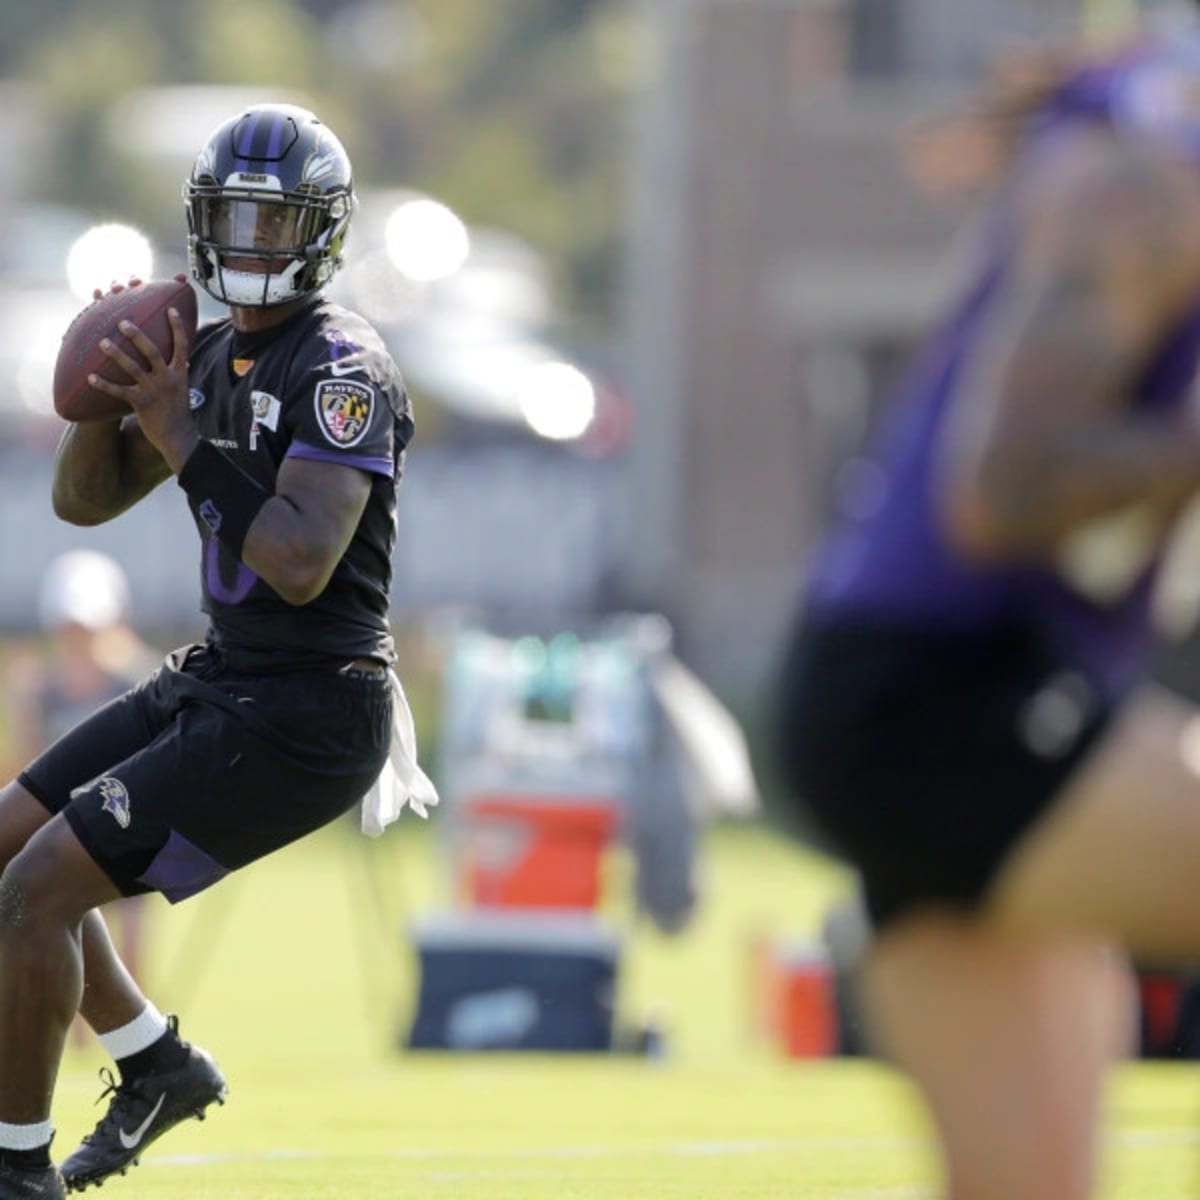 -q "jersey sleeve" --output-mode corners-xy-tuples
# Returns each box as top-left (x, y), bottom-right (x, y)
(284, 330), (403, 479)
